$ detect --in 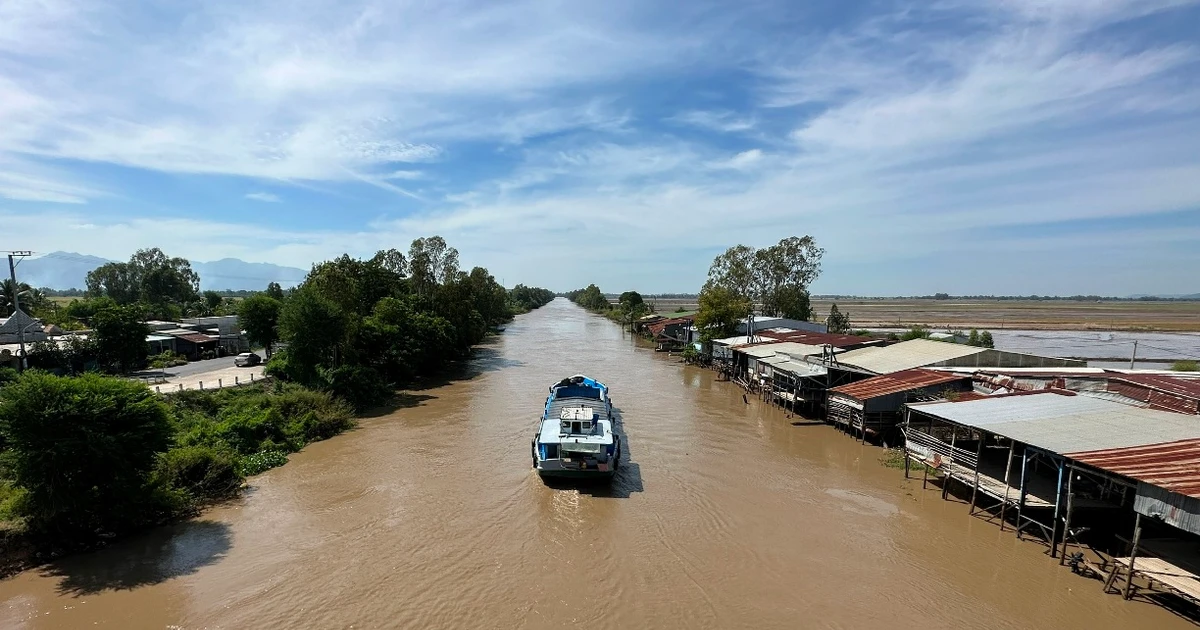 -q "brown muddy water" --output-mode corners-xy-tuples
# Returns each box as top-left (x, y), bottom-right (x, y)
(0, 299), (1184, 629)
